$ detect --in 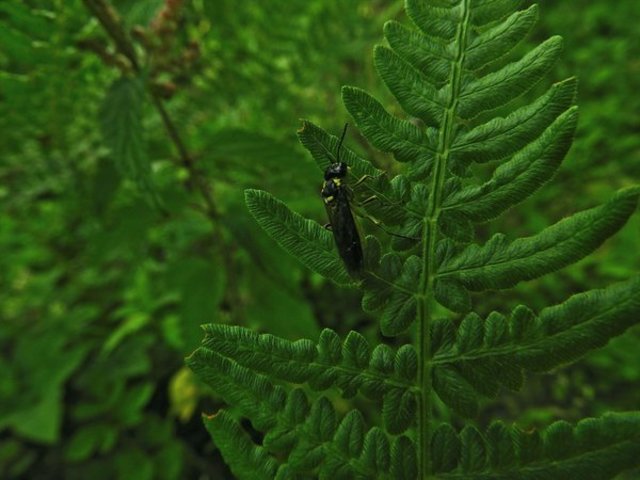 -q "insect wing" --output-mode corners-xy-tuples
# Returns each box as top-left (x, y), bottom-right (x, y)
(325, 185), (364, 276)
